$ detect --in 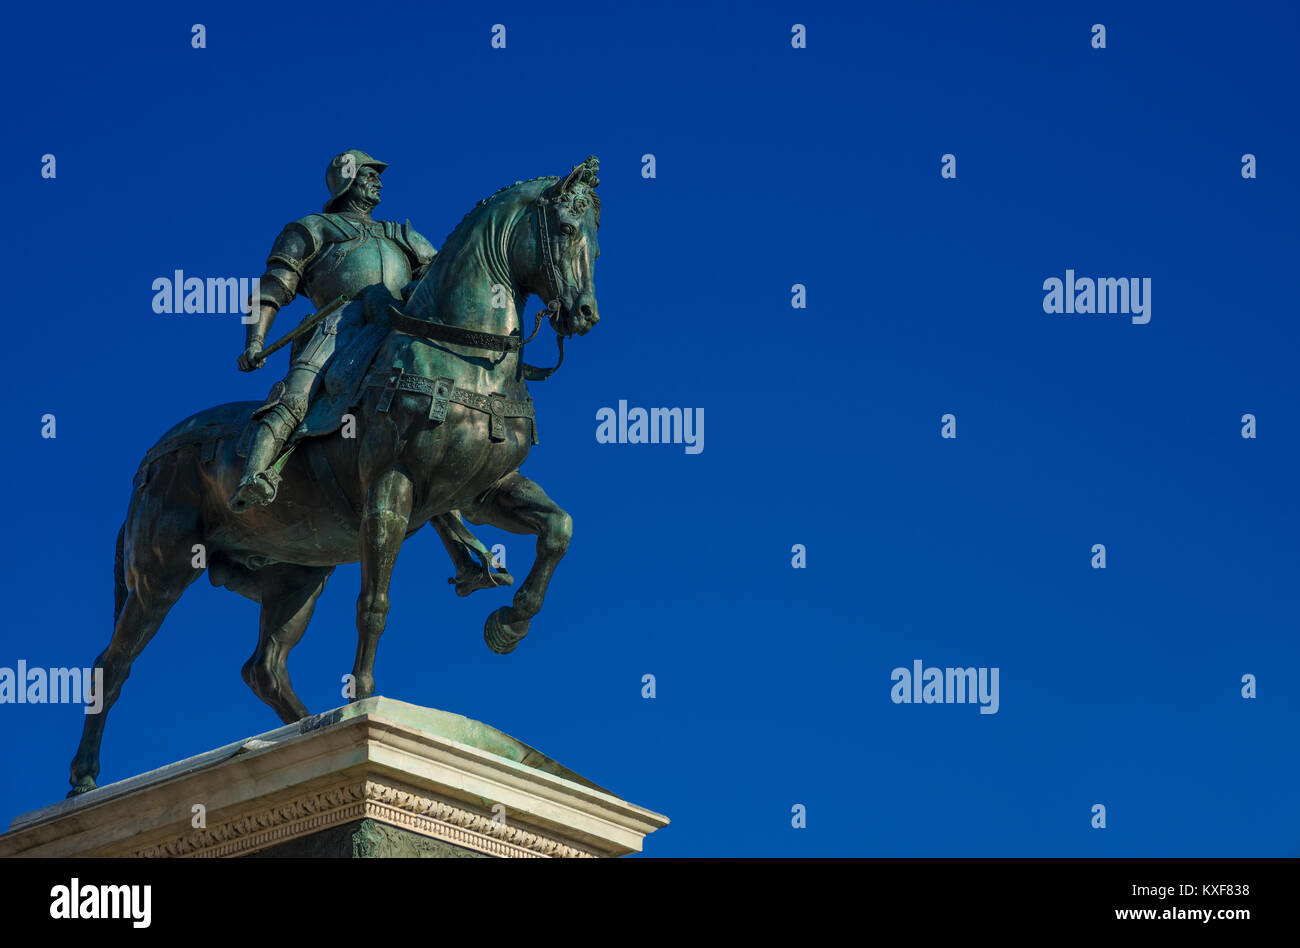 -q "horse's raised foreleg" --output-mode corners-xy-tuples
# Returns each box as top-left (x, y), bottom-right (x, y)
(463, 473), (572, 655)
(243, 563), (335, 724)
(351, 468), (413, 699)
